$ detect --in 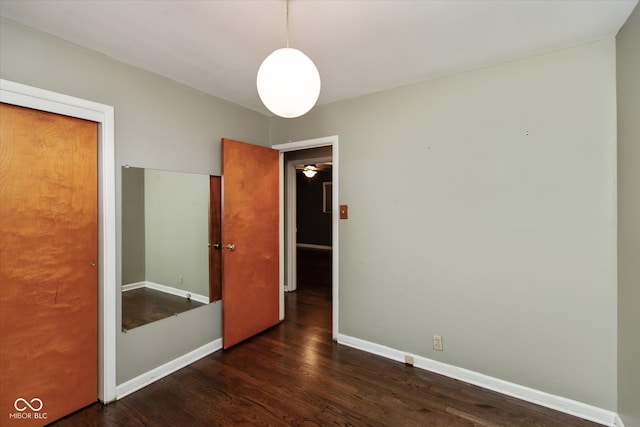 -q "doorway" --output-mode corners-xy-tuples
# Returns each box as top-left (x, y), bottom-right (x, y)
(273, 136), (339, 340)
(286, 151), (332, 293)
